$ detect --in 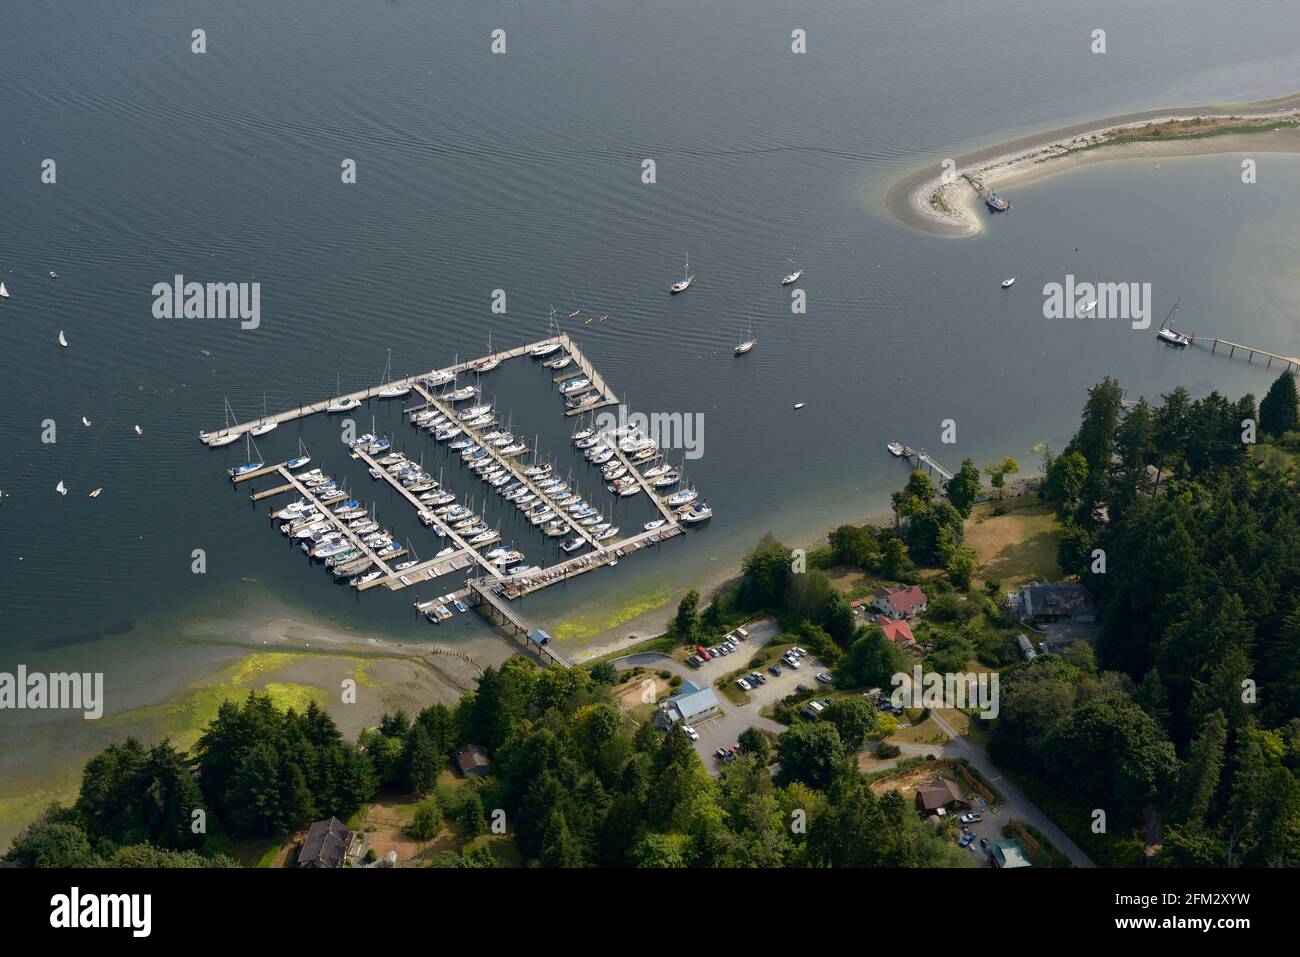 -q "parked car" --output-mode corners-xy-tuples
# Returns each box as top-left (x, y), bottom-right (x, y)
(681, 724), (700, 741)
(736, 678), (751, 691)
(959, 812), (983, 824)
(958, 833), (975, 848)
(723, 631), (736, 642)
(786, 658), (801, 670)
(815, 672), (833, 684)
(714, 748), (729, 761)
(793, 647), (807, 657)
(769, 664), (782, 676)
(736, 627), (749, 639)
(751, 672), (767, 685)
(696, 646), (712, 661)
(687, 655), (701, 668)
(979, 837), (989, 849)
